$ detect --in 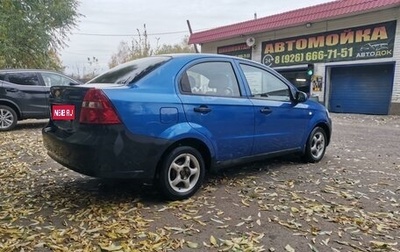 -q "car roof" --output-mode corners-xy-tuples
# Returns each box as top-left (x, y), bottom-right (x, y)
(166, 53), (249, 61)
(0, 69), (65, 74)
(173, 54), (268, 69)
(0, 69), (81, 83)
(111, 53), (258, 70)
